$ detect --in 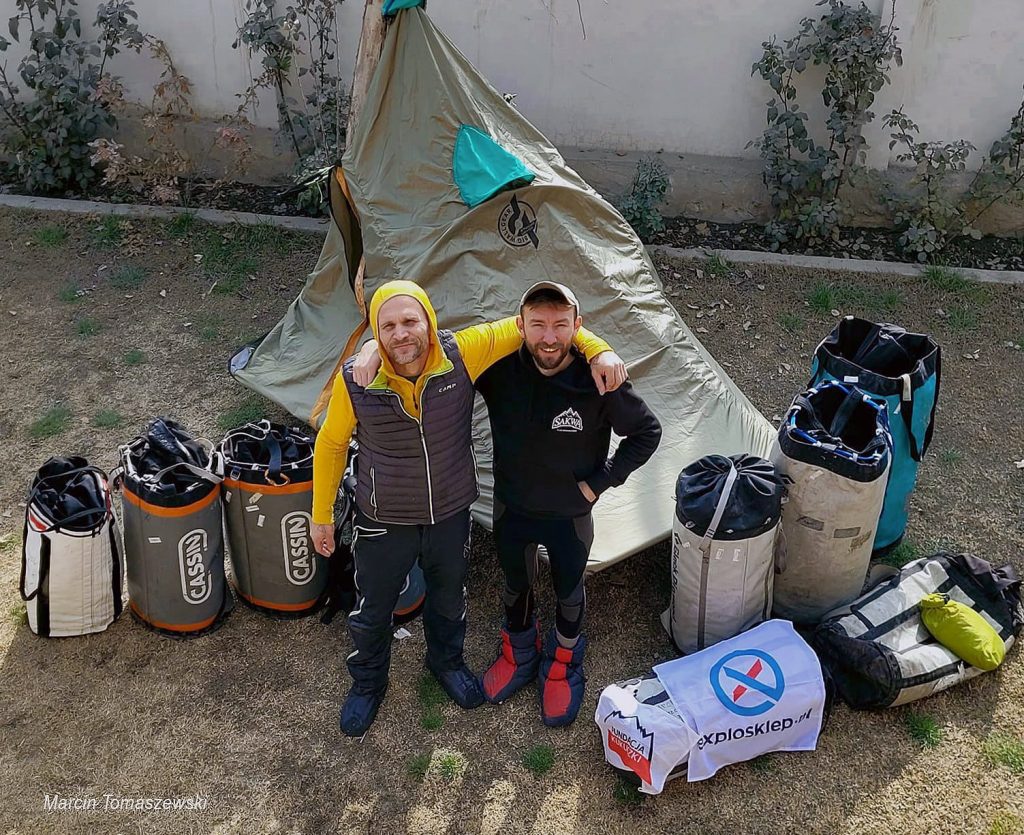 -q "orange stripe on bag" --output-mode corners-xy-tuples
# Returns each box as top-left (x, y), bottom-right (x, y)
(236, 588), (321, 612)
(130, 600), (219, 632)
(123, 486), (219, 518)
